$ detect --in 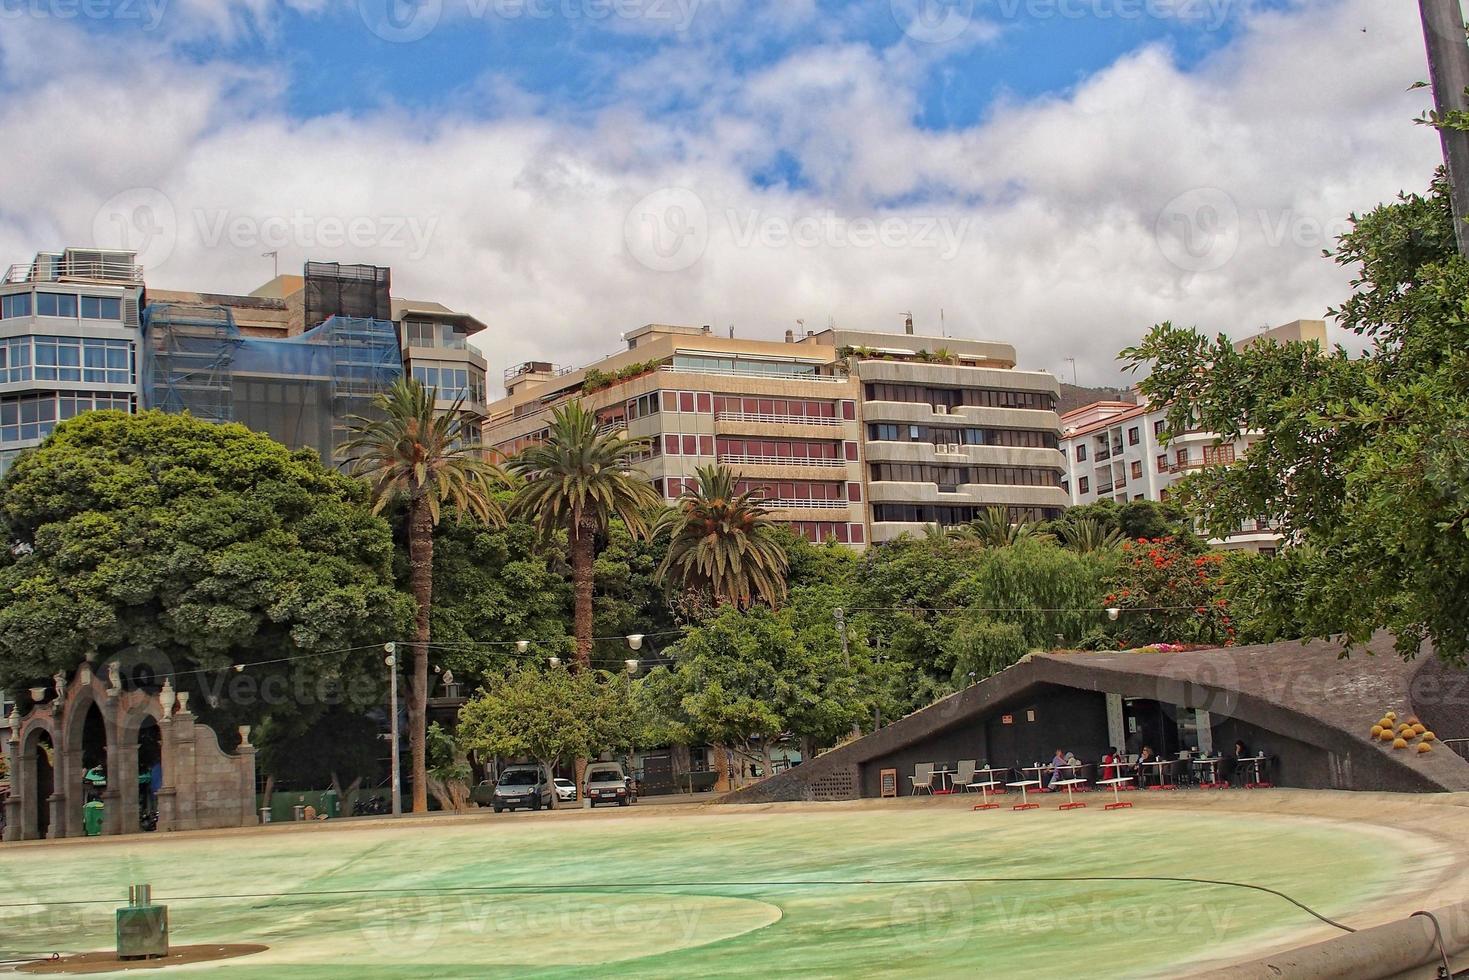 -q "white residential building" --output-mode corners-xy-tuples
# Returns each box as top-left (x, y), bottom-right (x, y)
(0, 249), (146, 475)
(1058, 320), (1327, 554)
